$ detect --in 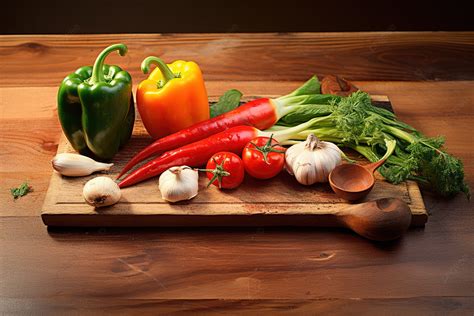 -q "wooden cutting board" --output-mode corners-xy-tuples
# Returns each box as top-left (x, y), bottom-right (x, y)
(41, 95), (428, 227)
